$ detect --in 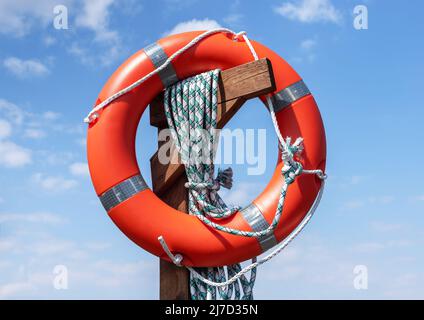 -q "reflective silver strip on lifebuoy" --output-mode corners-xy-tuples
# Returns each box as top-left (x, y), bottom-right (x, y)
(271, 80), (311, 113)
(144, 42), (179, 88)
(240, 203), (278, 252)
(99, 175), (149, 212)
